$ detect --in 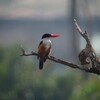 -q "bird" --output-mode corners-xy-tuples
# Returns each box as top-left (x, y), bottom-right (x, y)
(37, 33), (60, 70)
